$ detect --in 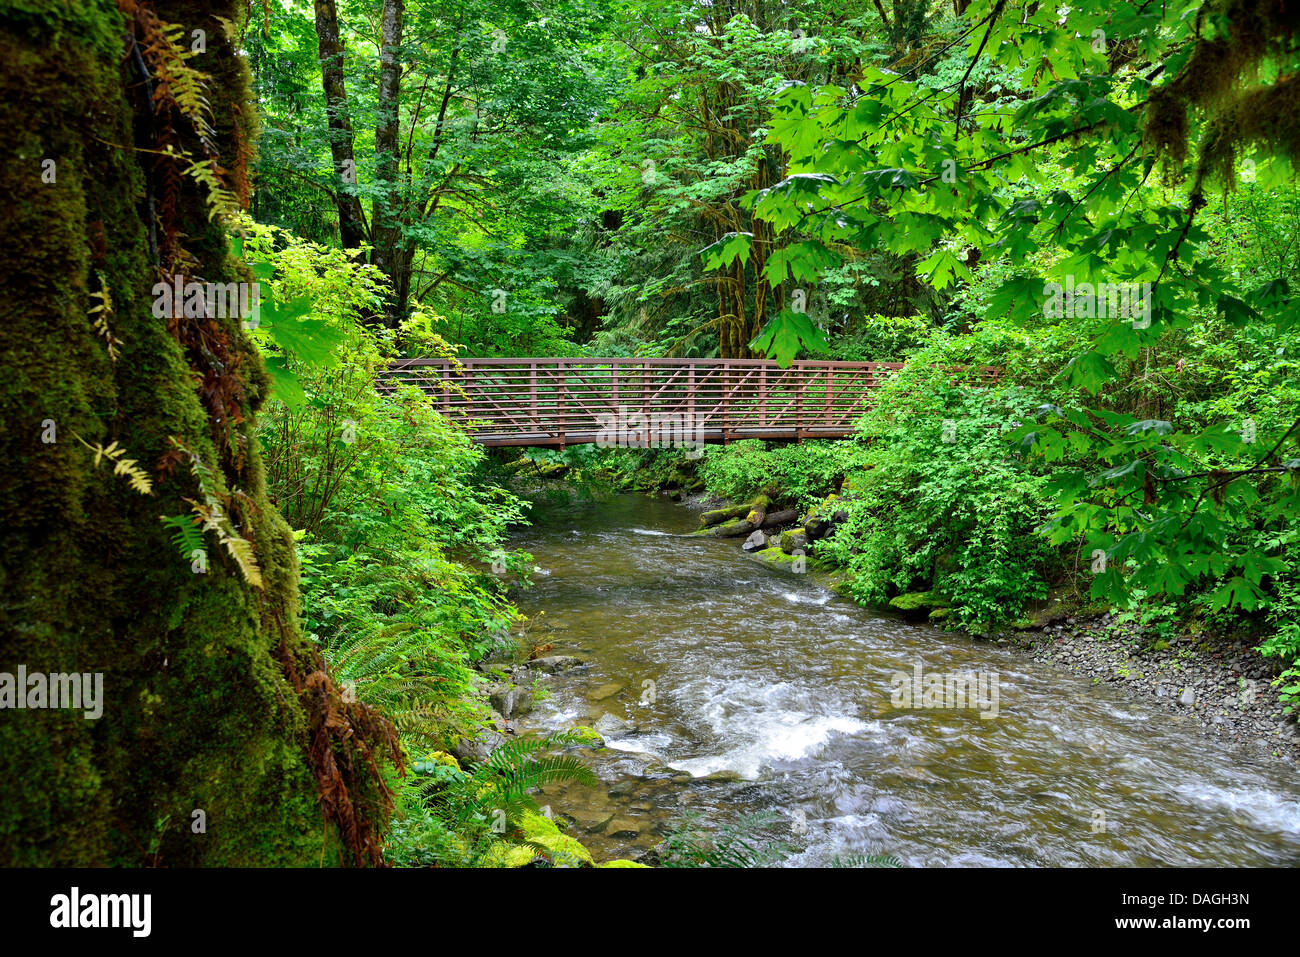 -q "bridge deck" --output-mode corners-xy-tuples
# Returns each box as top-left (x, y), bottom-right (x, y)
(376, 357), (995, 448)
